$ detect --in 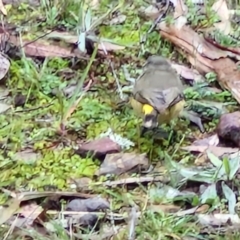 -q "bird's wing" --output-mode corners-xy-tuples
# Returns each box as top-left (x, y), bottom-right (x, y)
(133, 68), (184, 113)
(162, 87), (184, 108)
(134, 87), (184, 113)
